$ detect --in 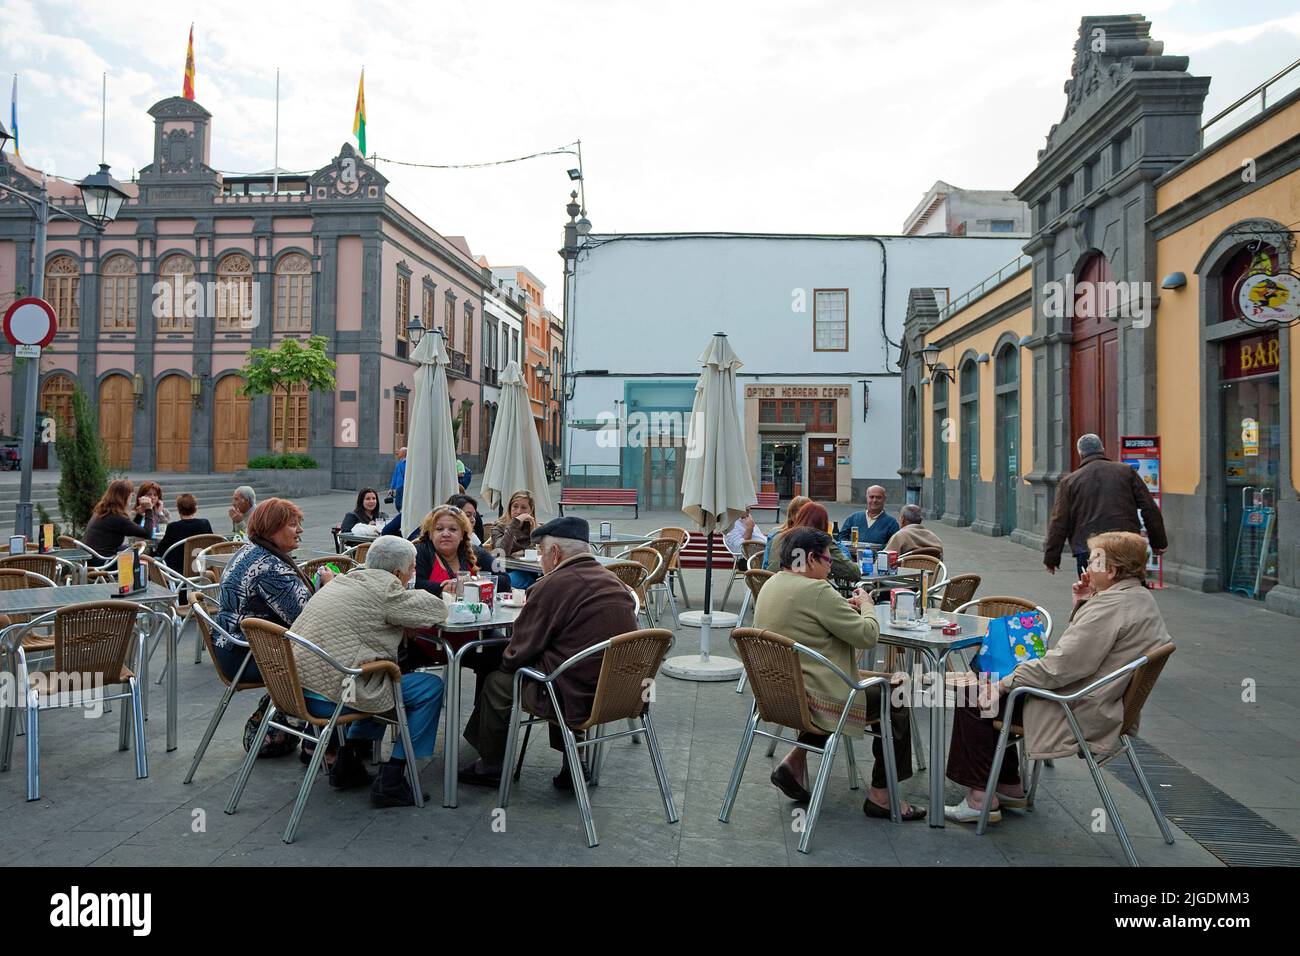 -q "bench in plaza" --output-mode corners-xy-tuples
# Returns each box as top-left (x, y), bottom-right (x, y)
(558, 487), (639, 518)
